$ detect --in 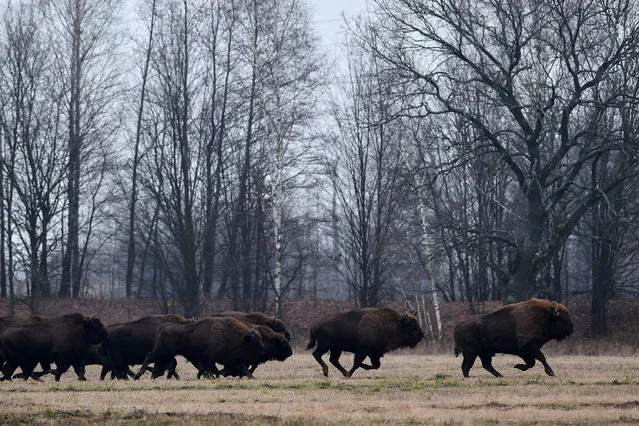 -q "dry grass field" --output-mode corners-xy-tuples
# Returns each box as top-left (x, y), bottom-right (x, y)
(1, 353), (639, 425)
